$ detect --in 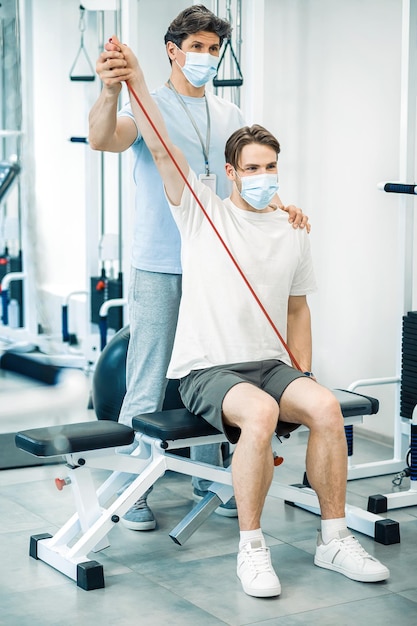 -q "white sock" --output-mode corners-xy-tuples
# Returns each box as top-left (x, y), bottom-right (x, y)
(321, 518), (348, 544)
(239, 528), (265, 550)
